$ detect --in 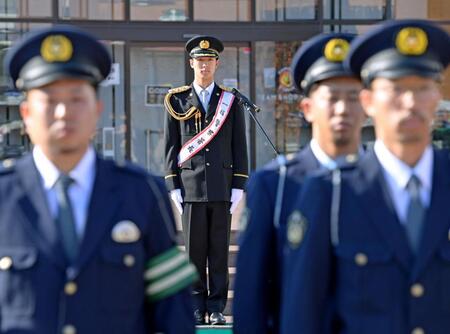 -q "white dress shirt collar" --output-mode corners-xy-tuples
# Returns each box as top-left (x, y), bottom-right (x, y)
(193, 81), (215, 100)
(374, 140), (433, 193)
(310, 139), (338, 170)
(33, 145), (96, 192)
(33, 146), (97, 238)
(374, 140), (433, 224)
